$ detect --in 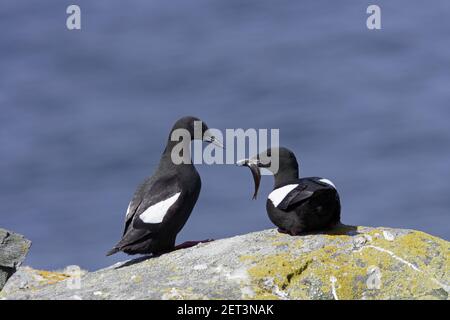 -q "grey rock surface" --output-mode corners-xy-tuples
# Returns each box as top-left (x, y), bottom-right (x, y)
(0, 228), (32, 290)
(1, 225), (449, 300)
(1, 265), (88, 296)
